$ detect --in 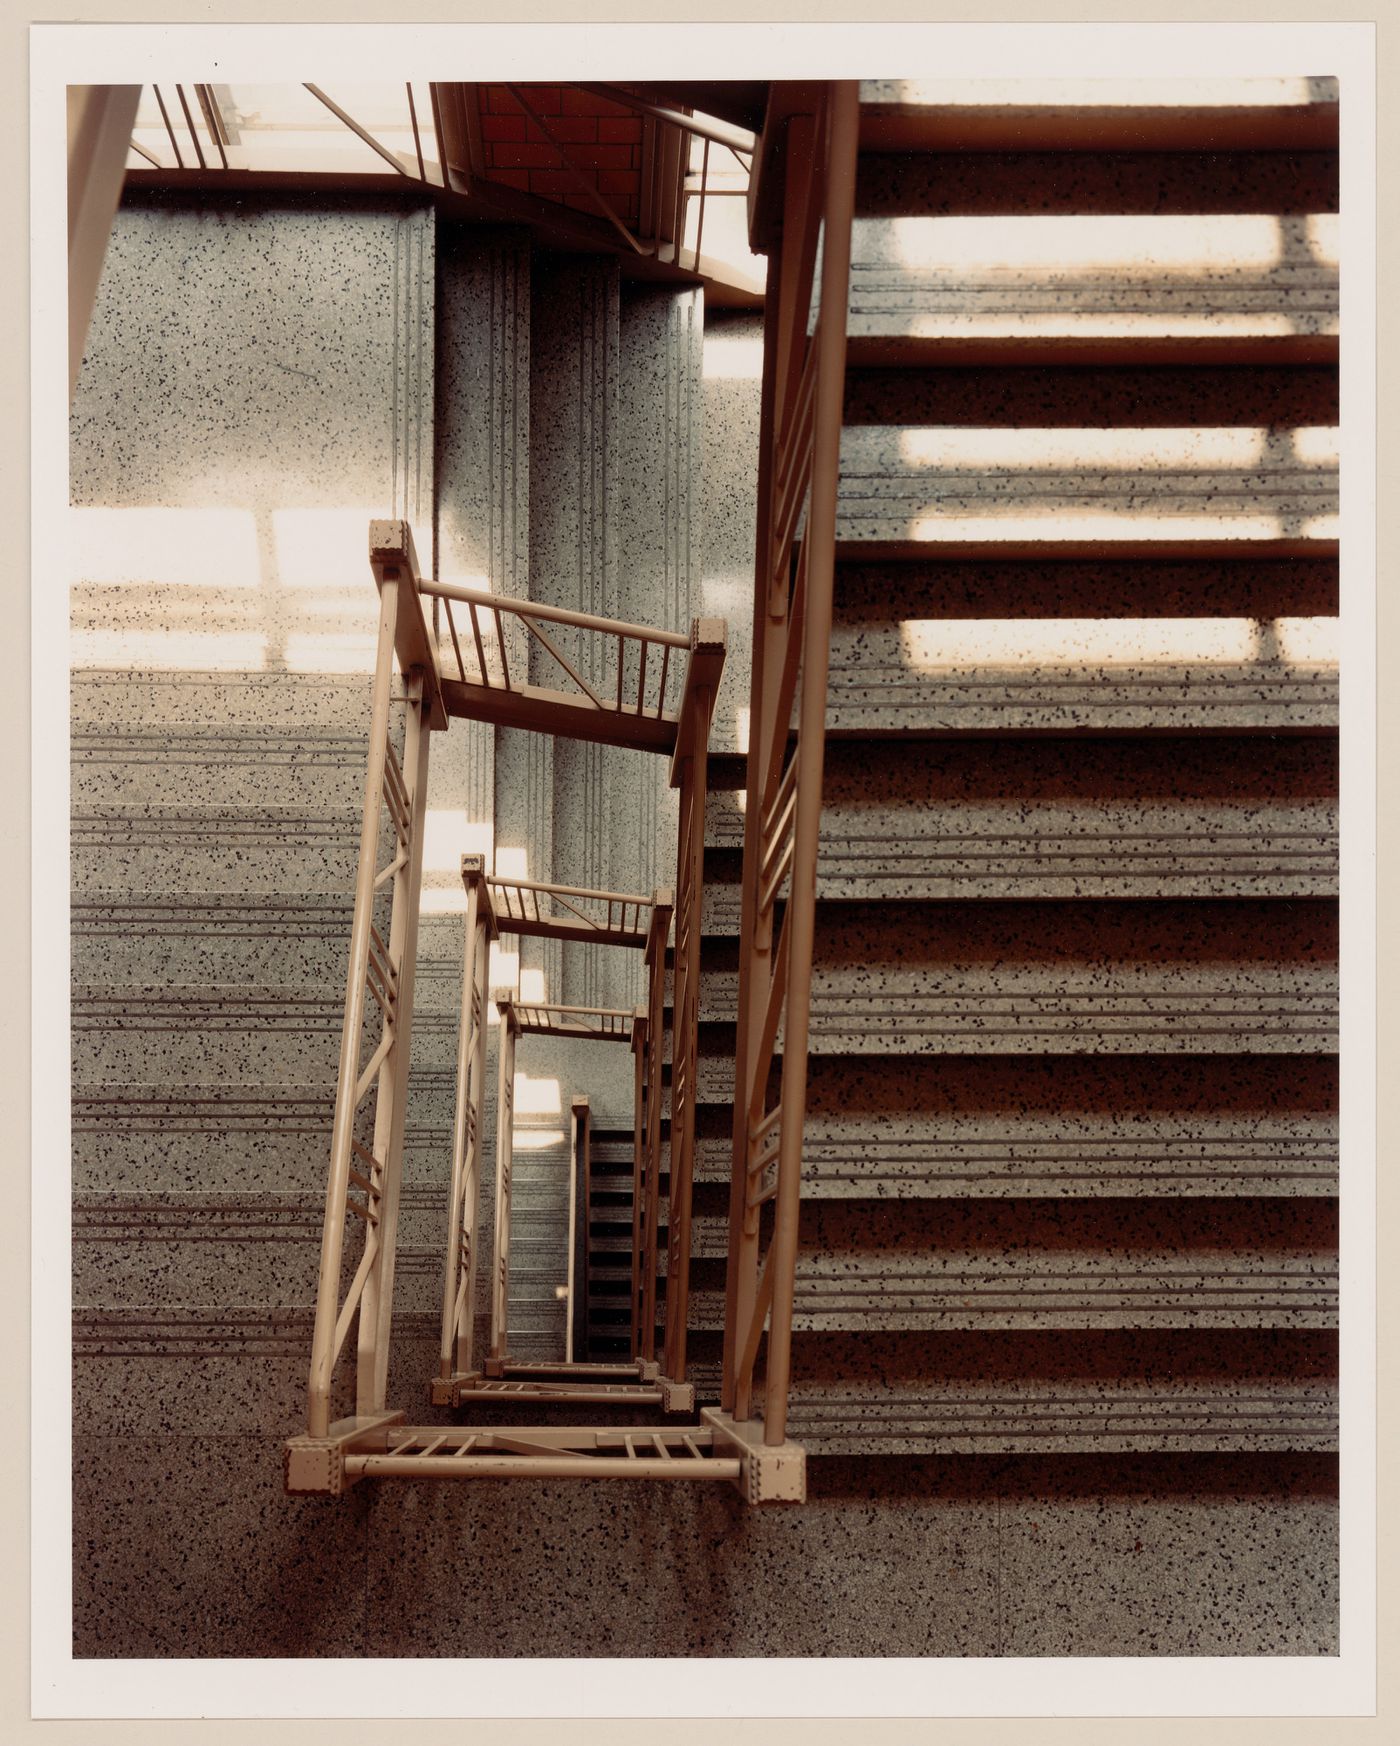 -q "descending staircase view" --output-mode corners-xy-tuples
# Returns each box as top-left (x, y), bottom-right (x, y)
(69, 73), (1341, 1655)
